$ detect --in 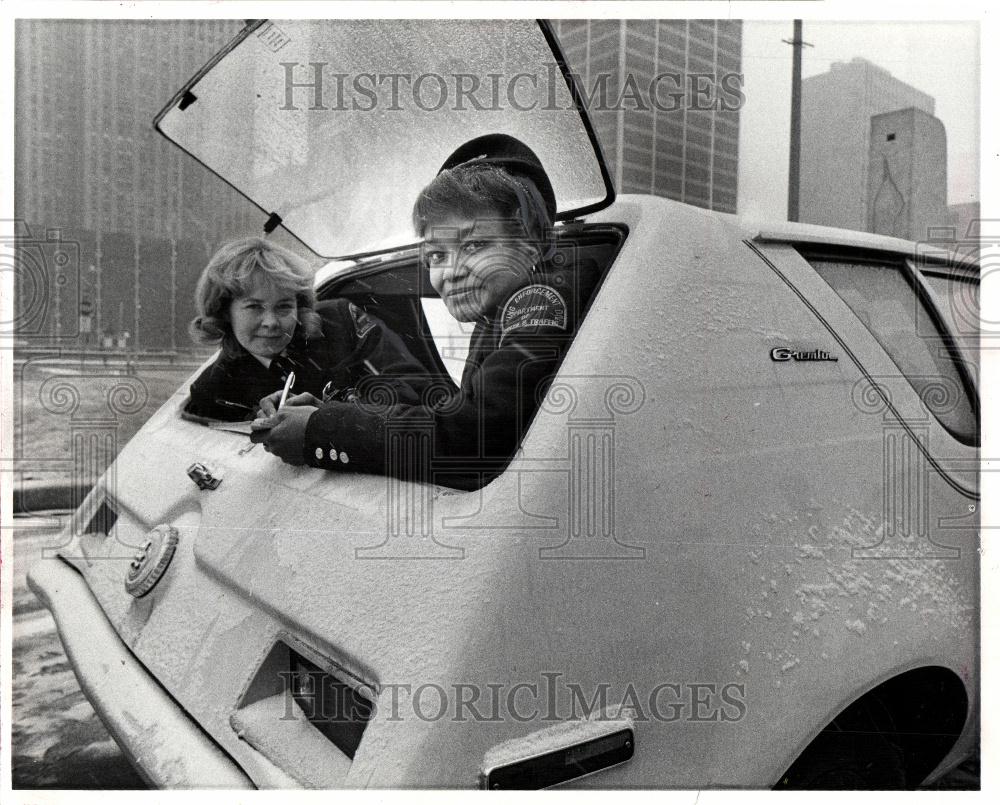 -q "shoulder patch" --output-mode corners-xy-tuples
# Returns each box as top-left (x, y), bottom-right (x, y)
(499, 284), (567, 344)
(348, 303), (377, 340)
